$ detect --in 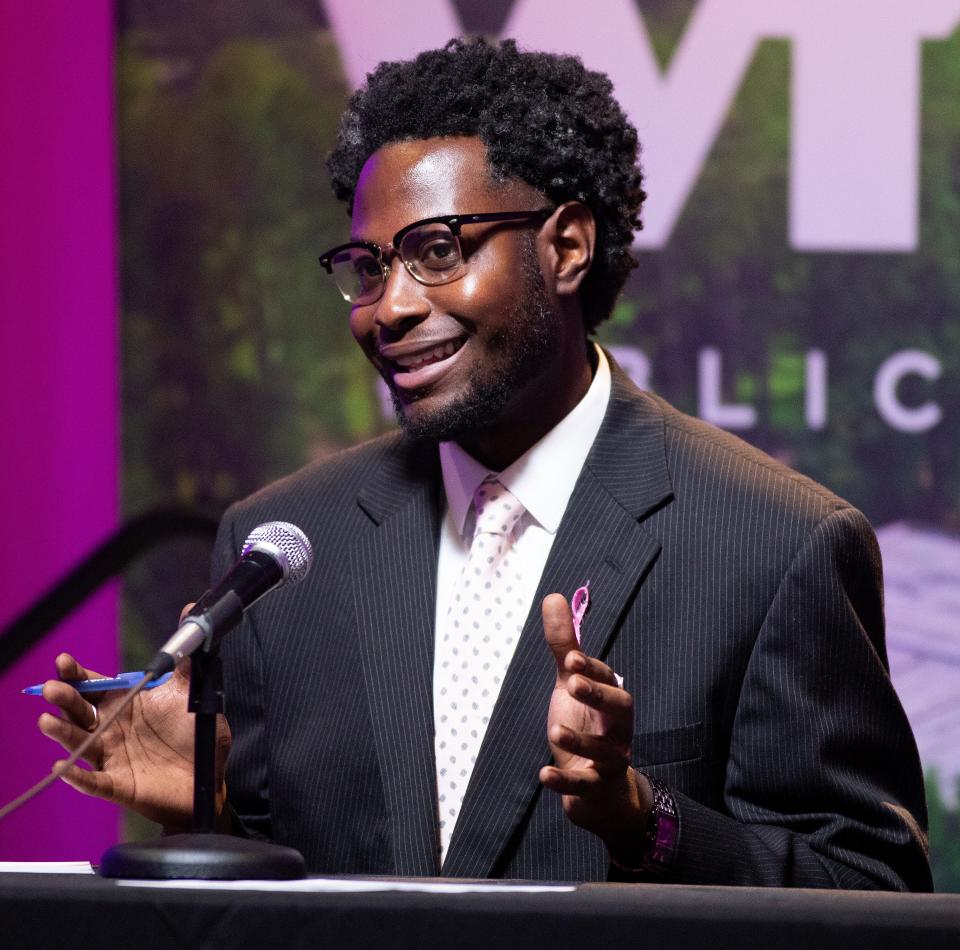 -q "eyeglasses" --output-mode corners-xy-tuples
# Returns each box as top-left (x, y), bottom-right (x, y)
(318, 209), (554, 305)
